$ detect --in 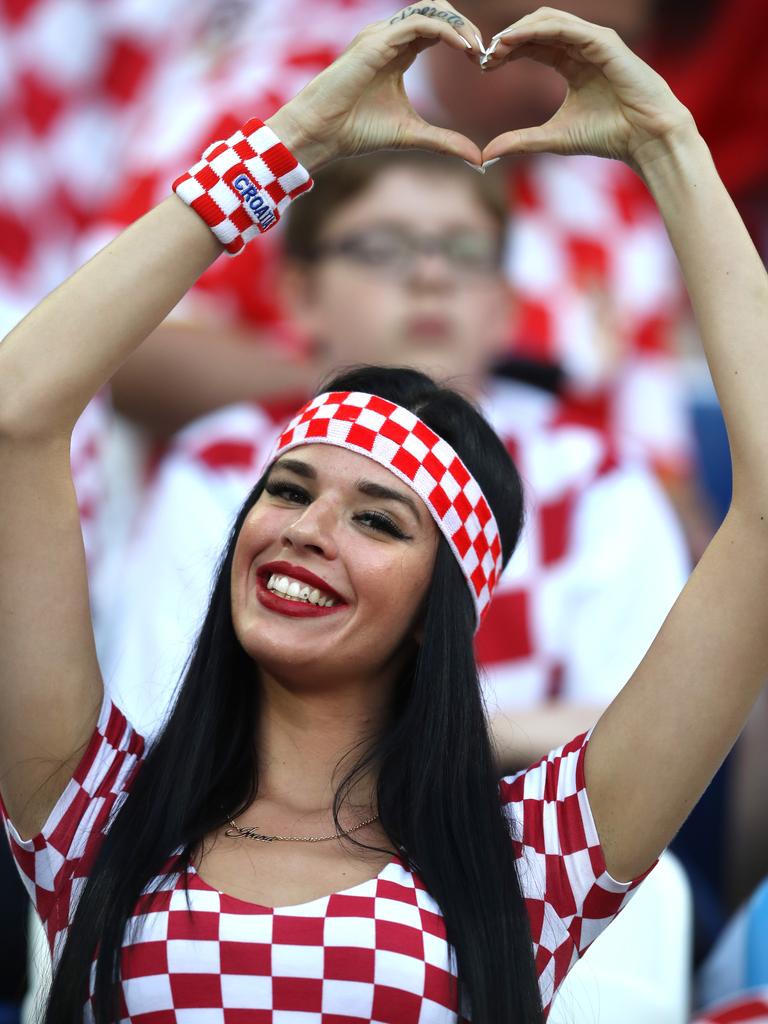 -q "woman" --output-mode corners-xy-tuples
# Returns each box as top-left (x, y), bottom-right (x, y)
(0, 5), (765, 1023)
